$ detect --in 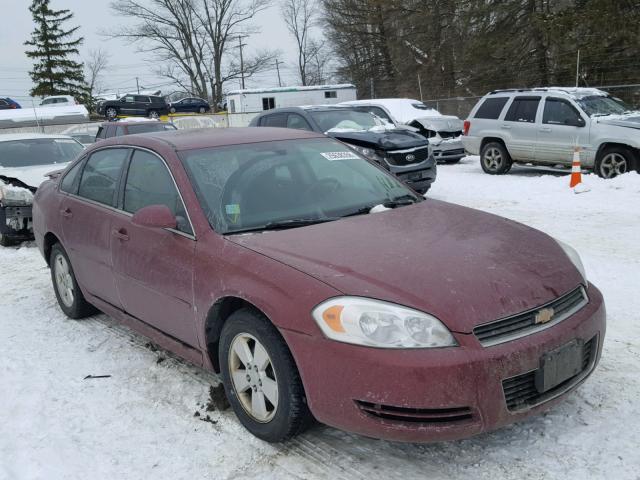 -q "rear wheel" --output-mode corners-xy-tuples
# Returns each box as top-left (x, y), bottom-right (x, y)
(481, 141), (512, 174)
(105, 107), (118, 119)
(148, 110), (160, 119)
(219, 308), (312, 442)
(50, 243), (97, 319)
(595, 146), (633, 178)
(198, 106), (206, 114)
